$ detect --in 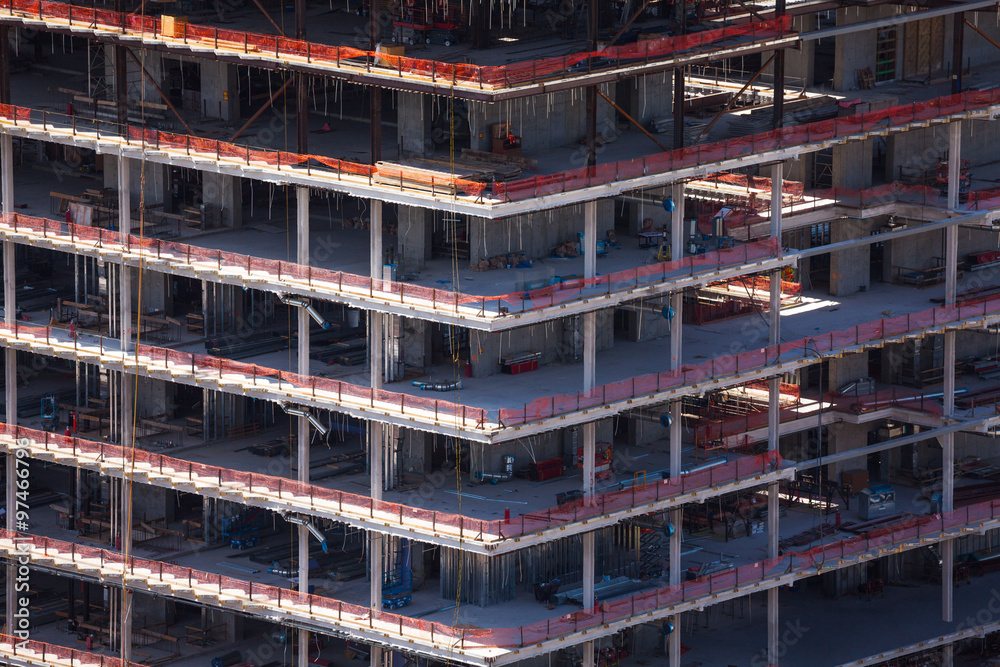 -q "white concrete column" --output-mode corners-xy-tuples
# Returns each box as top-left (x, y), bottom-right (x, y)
(3, 131), (16, 633)
(581, 199), (597, 667)
(118, 156), (134, 661)
(295, 187), (311, 667)
(941, 121), (960, 624)
(668, 182), (684, 667)
(767, 163), (783, 666)
(369, 199), (384, 667)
